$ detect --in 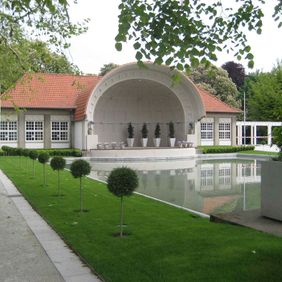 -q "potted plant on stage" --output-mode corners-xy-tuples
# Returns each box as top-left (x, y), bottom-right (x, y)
(141, 123), (148, 147)
(154, 123), (161, 147)
(127, 122), (134, 147)
(168, 121), (176, 147)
